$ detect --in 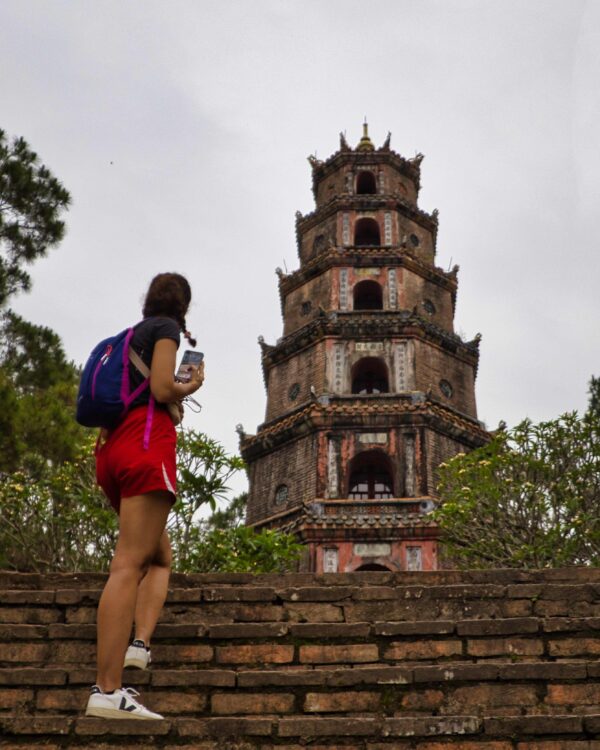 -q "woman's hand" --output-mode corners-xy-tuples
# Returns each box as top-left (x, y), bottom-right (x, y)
(185, 360), (204, 394)
(150, 339), (205, 403)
